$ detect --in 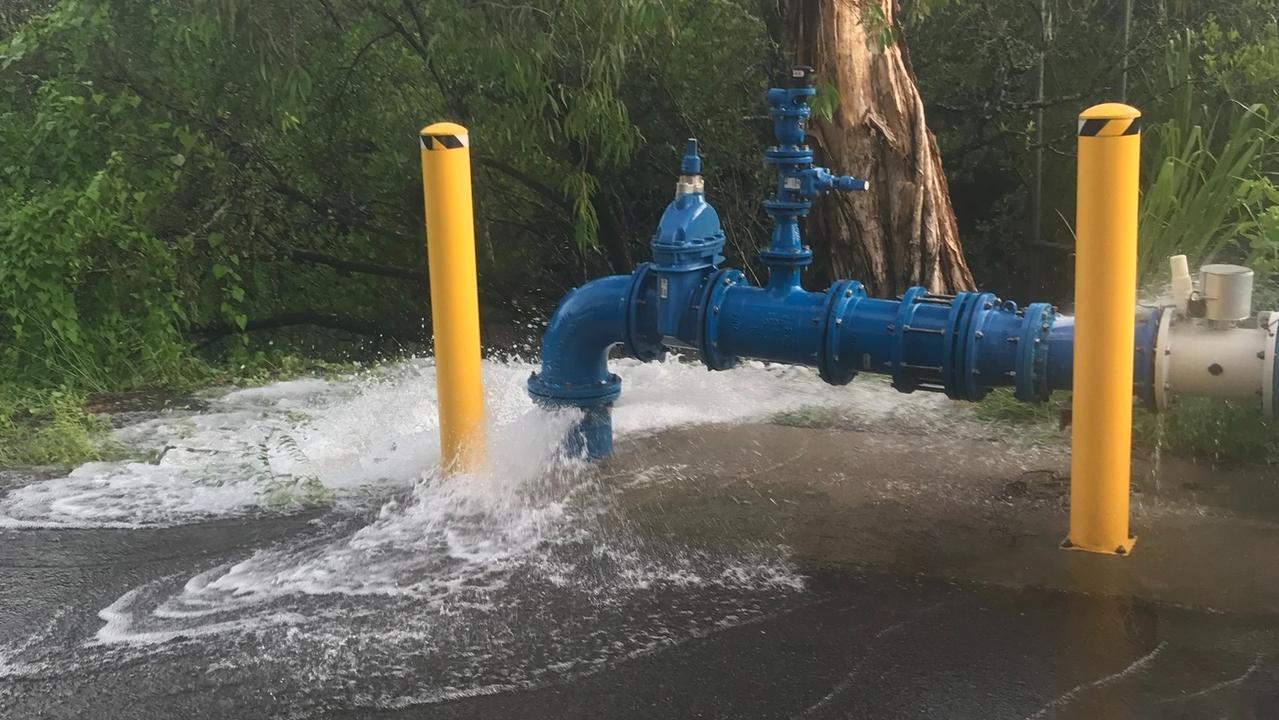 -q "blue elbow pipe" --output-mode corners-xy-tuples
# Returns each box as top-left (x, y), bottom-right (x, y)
(527, 267), (662, 458)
